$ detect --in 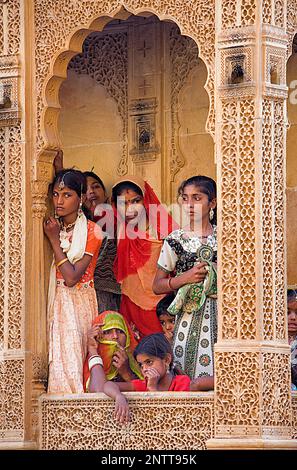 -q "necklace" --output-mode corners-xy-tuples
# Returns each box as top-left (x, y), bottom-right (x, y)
(60, 219), (76, 232)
